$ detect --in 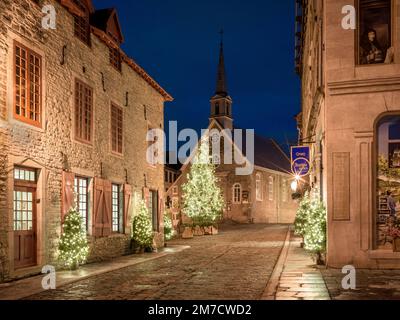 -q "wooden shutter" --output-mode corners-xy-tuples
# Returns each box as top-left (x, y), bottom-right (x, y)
(158, 192), (164, 231)
(61, 171), (75, 224)
(123, 184), (132, 233)
(93, 178), (112, 237)
(143, 187), (150, 207)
